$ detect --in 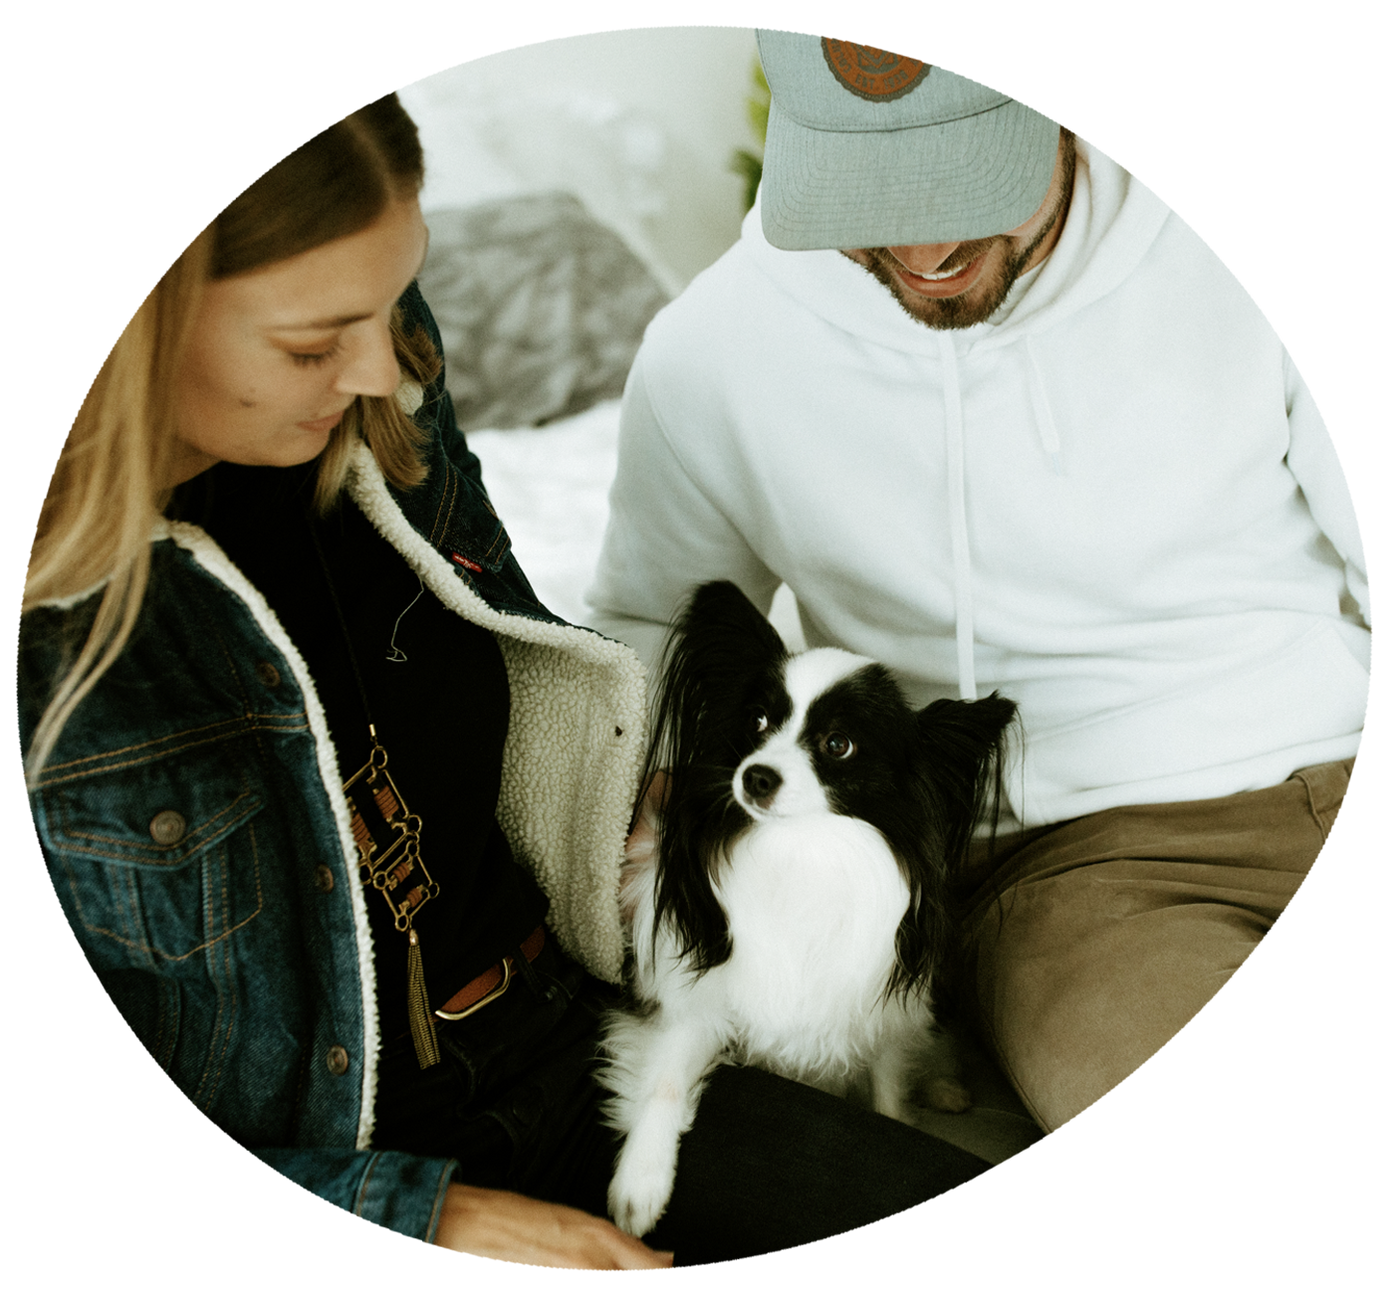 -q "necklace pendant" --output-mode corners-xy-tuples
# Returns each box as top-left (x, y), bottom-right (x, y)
(342, 744), (439, 929)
